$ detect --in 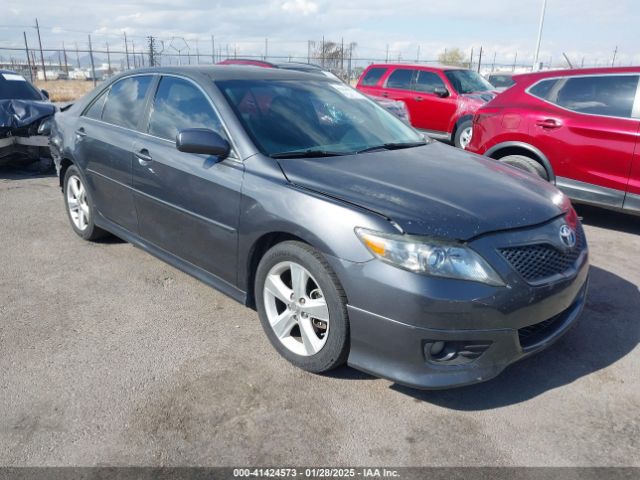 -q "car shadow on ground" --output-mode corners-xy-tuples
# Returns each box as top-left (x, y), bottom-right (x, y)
(390, 266), (639, 409)
(575, 204), (640, 235)
(0, 162), (56, 180)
